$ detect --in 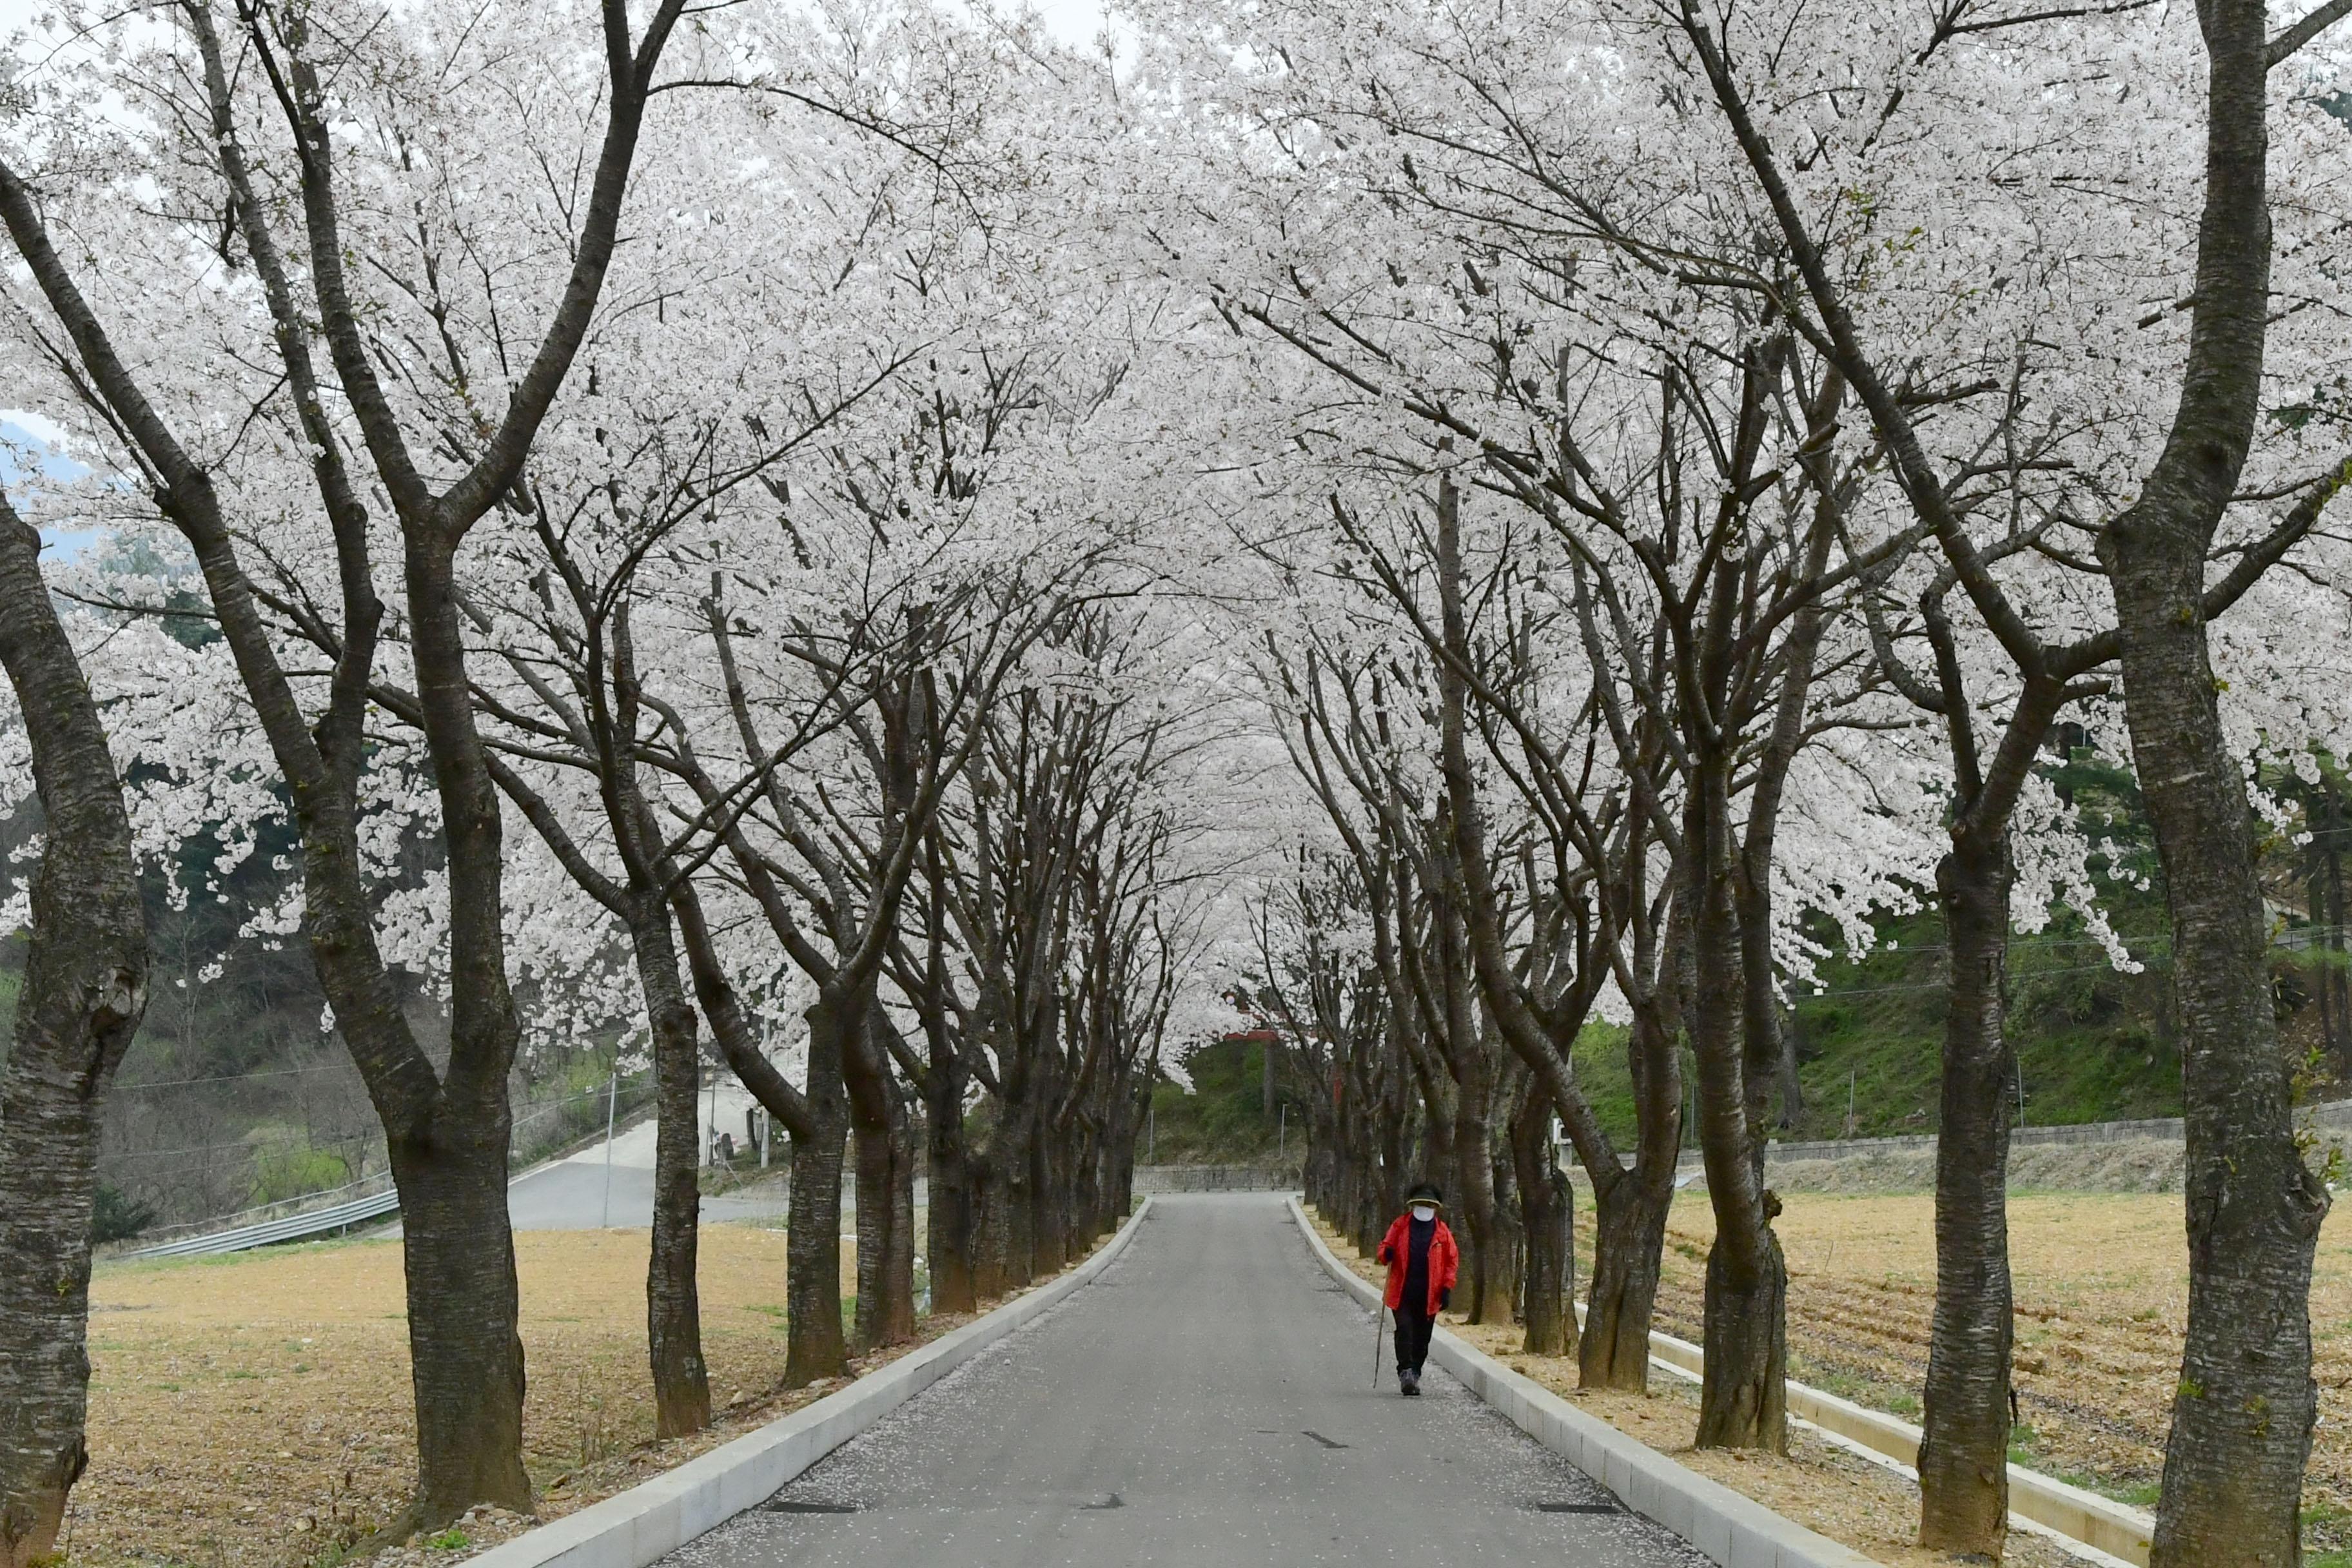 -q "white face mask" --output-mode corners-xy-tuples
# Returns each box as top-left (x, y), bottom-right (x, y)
(1411, 1204), (1435, 1222)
